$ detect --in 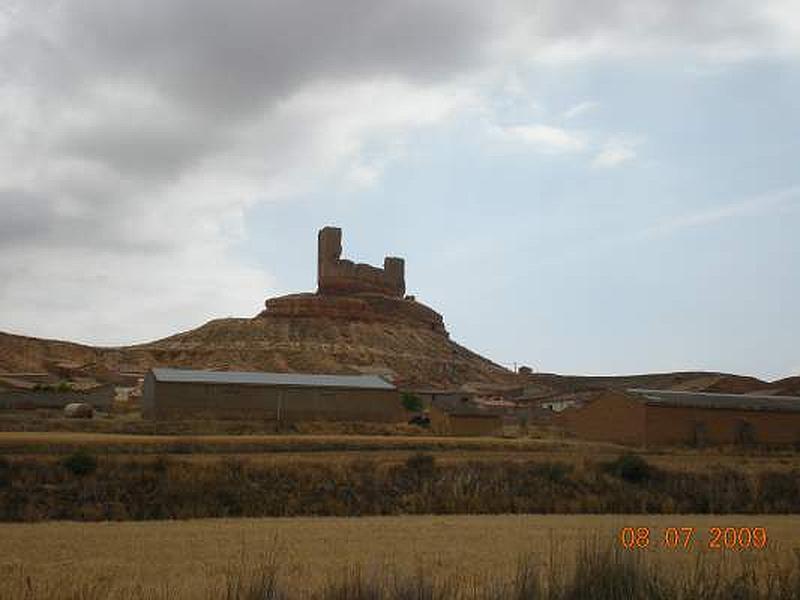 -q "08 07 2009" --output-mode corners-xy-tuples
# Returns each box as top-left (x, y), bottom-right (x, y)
(618, 526), (768, 550)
